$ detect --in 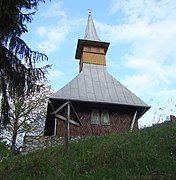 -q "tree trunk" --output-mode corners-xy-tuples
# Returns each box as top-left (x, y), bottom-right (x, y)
(11, 132), (17, 155)
(11, 118), (18, 155)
